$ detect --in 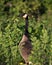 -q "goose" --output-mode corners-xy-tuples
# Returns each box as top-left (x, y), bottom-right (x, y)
(19, 13), (32, 65)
